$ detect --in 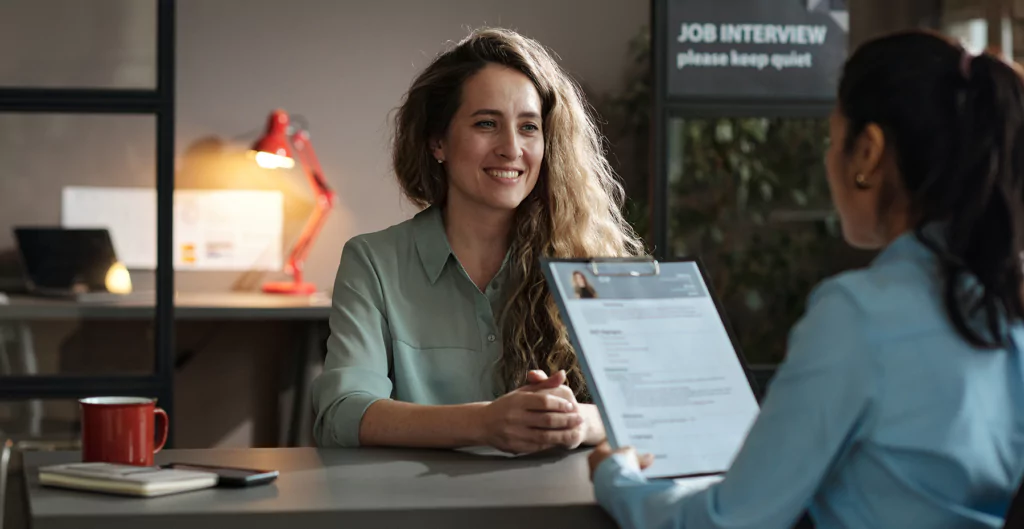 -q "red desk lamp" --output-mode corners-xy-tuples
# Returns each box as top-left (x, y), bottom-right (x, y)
(250, 109), (336, 295)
